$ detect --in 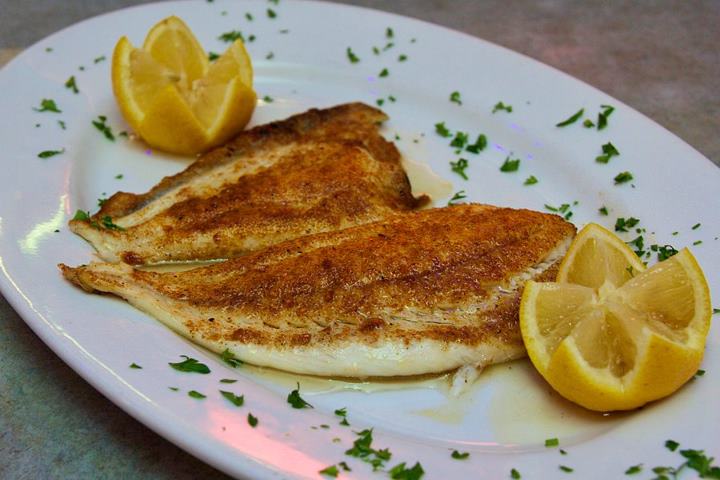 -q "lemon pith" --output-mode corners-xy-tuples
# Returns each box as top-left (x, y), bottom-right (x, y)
(520, 223), (711, 411)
